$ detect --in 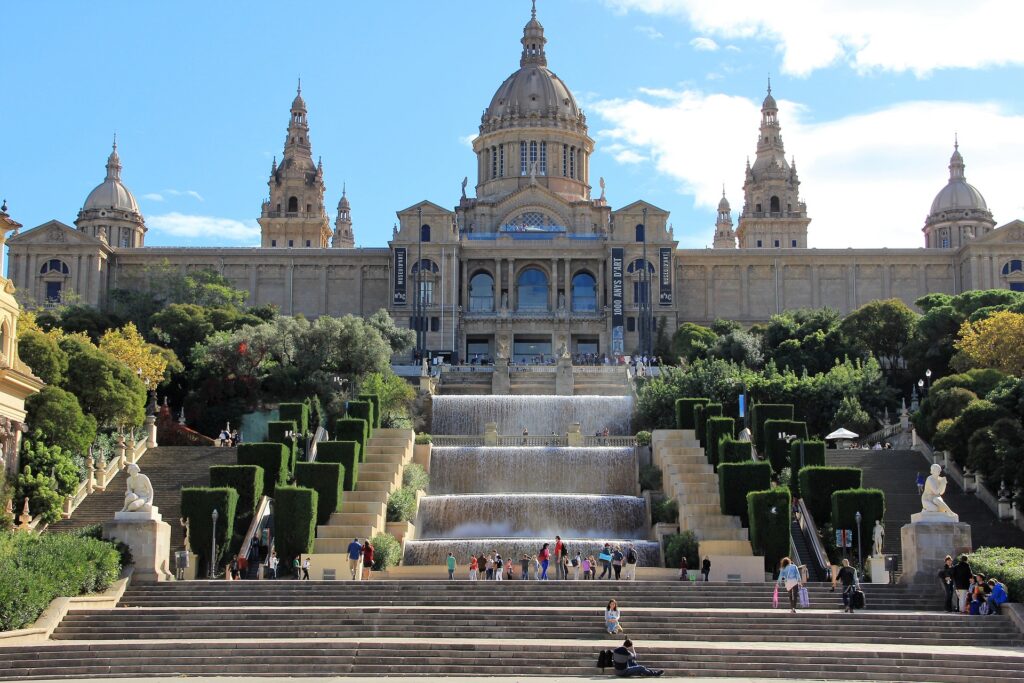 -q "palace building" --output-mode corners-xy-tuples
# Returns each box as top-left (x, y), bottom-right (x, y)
(7, 5), (1024, 363)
